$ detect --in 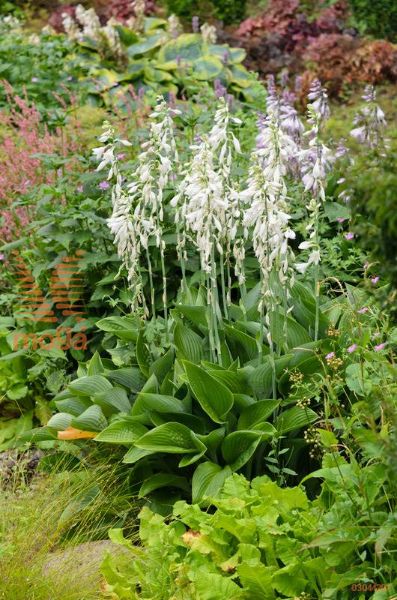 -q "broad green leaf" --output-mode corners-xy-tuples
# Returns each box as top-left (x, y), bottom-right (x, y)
(132, 393), (184, 418)
(138, 473), (189, 498)
(238, 400), (280, 430)
(194, 56), (223, 80)
(276, 406), (318, 434)
(93, 387), (131, 415)
(237, 563), (274, 598)
(249, 355), (292, 397)
(96, 316), (139, 341)
(149, 347), (174, 383)
(106, 367), (145, 391)
(69, 375), (112, 397)
(123, 446), (154, 464)
(94, 417), (147, 444)
(229, 64), (253, 88)
(224, 324), (258, 362)
(47, 412), (72, 431)
(221, 430), (264, 471)
(172, 305), (208, 327)
(207, 368), (247, 393)
(174, 322), (203, 363)
(270, 311), (312, 349)
(71, 405), (107, 432)
(136, 330), (151, 377)
(192, 461), (232, 504)
(208, 44), (246, 64)
(55, 396), (91, 417)
(127, 32), (165, 57)
(183, 361), (234, 423)
(135, 422), (206, 454)
(87, 351), (104, 376)
(158, 33), (203, 63)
